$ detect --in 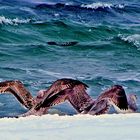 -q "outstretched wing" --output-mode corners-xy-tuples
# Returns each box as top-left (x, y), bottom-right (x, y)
(67, 84), (94, 113)
(0, 80), (34, 109)
(36, 78), (88, 103)
(34, 78), (93, 113)
(36, 90), (68, 108)
(97, 85), (128, 110)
